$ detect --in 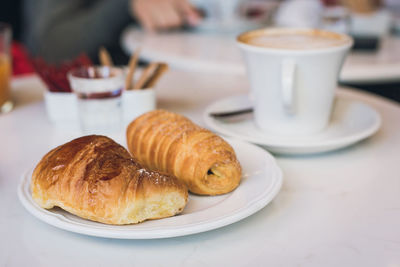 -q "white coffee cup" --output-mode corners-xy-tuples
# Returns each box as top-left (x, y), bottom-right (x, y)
(237, 28), (353, 135)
